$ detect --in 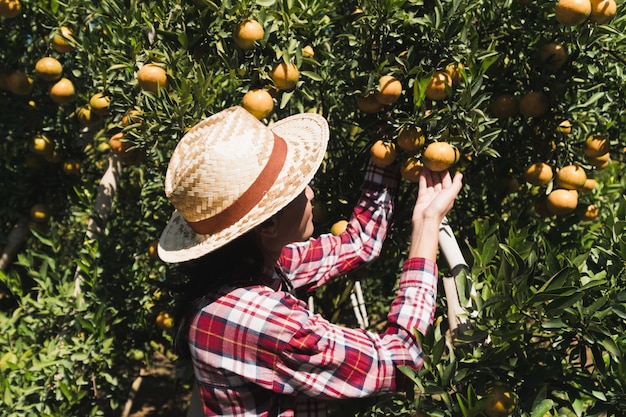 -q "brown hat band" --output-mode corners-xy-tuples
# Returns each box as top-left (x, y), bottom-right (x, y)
(187, 134), (288, 235)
